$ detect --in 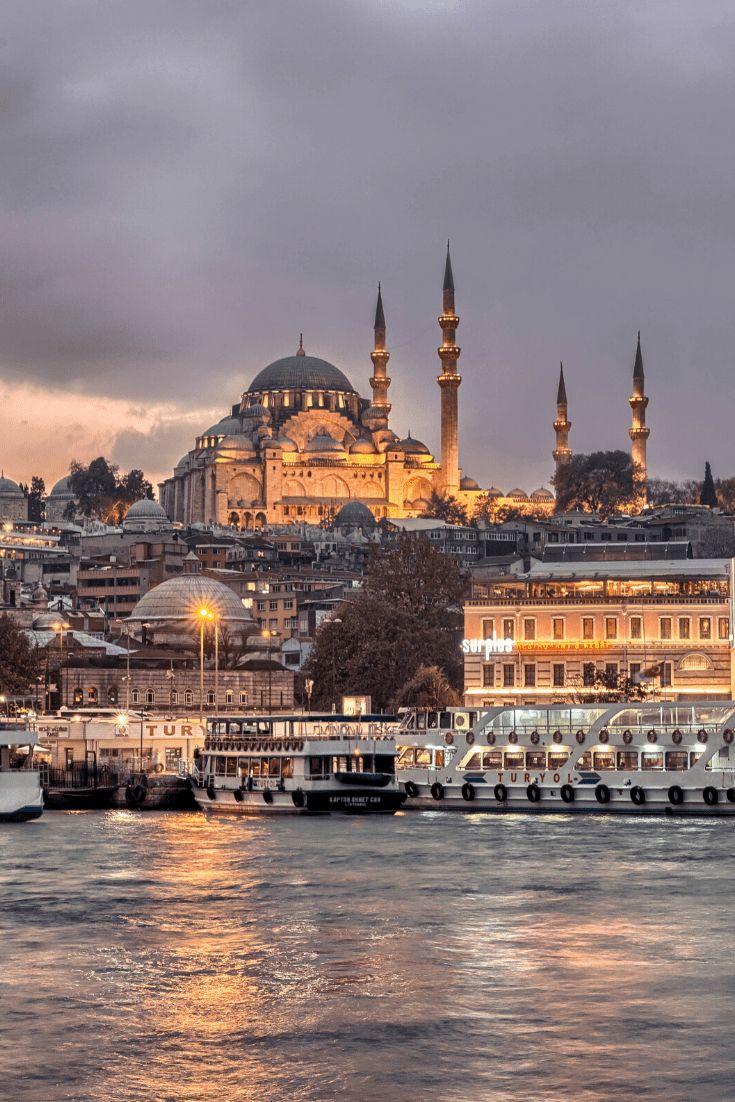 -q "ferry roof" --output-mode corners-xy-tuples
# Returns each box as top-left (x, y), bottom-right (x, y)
(523, 557), (731, 581)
